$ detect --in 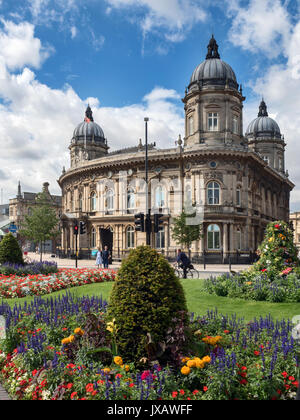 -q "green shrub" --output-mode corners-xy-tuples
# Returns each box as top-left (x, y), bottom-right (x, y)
(0, 233), (24, 265)
(107, 246), (189, 366)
